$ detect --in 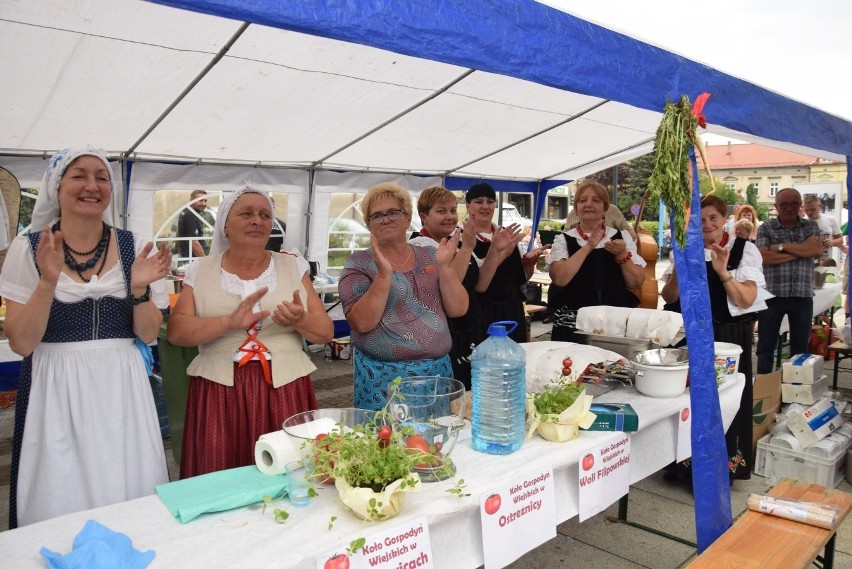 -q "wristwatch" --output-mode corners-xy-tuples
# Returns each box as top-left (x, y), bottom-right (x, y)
(777, 243), (785, 253)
